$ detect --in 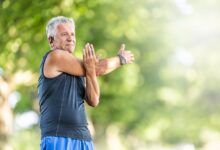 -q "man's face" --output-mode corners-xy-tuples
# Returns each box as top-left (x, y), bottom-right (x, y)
(52, 23), (76, 53)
